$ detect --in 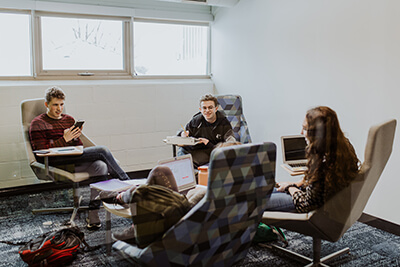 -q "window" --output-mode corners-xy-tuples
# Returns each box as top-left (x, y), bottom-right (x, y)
(134, 20), (209, 76)
(41, 16), (123, 71)
(0, 11), (32, 77)
(36, 13), (130, 77)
